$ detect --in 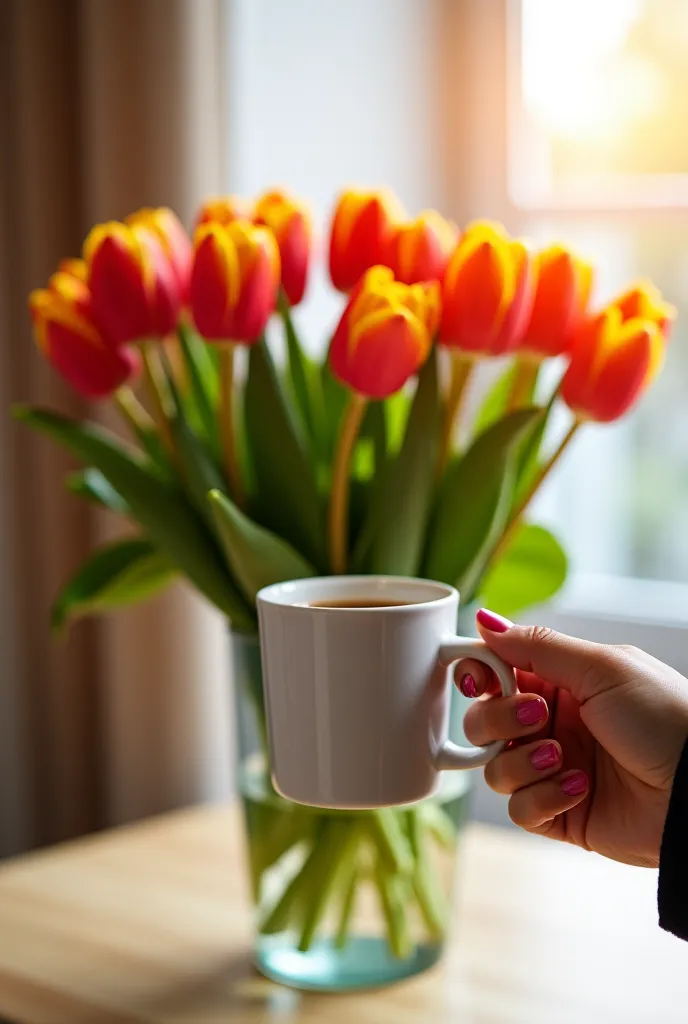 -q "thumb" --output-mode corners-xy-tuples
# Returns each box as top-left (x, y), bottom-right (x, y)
(475, 608), (622, 703)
